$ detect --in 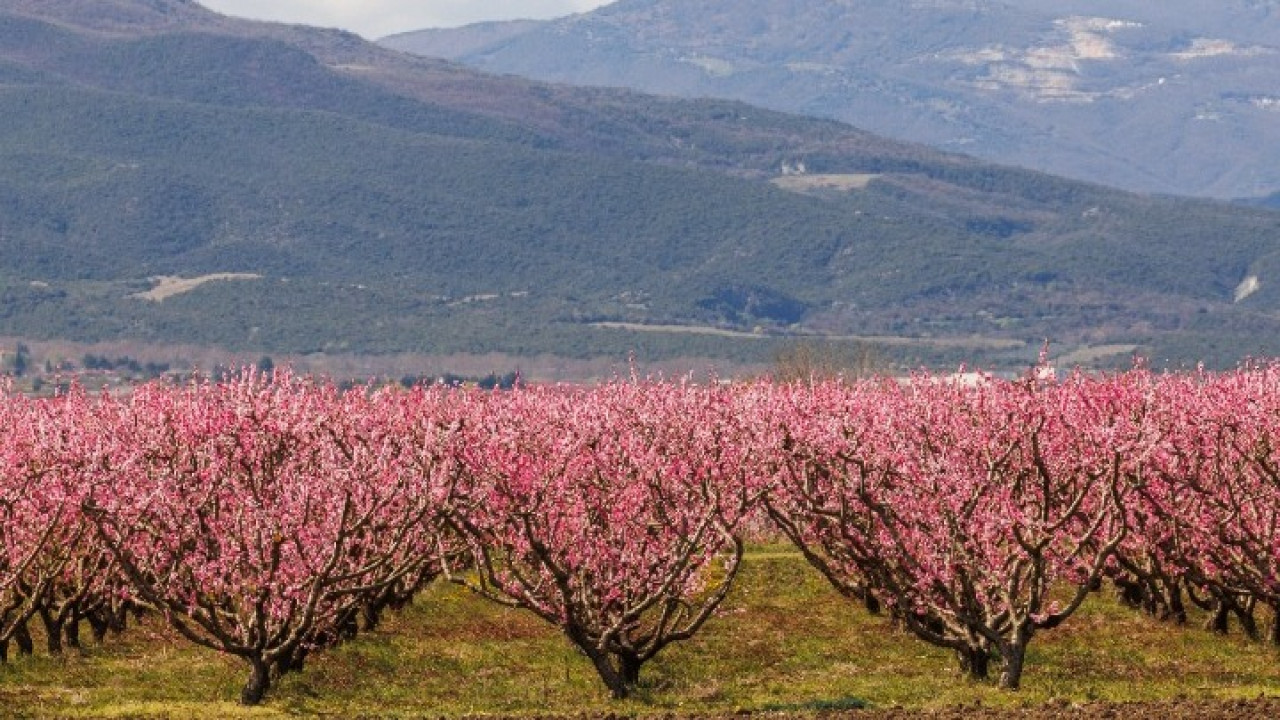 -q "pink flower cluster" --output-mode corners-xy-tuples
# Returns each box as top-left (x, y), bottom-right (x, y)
(2, 363), (1280, 702)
